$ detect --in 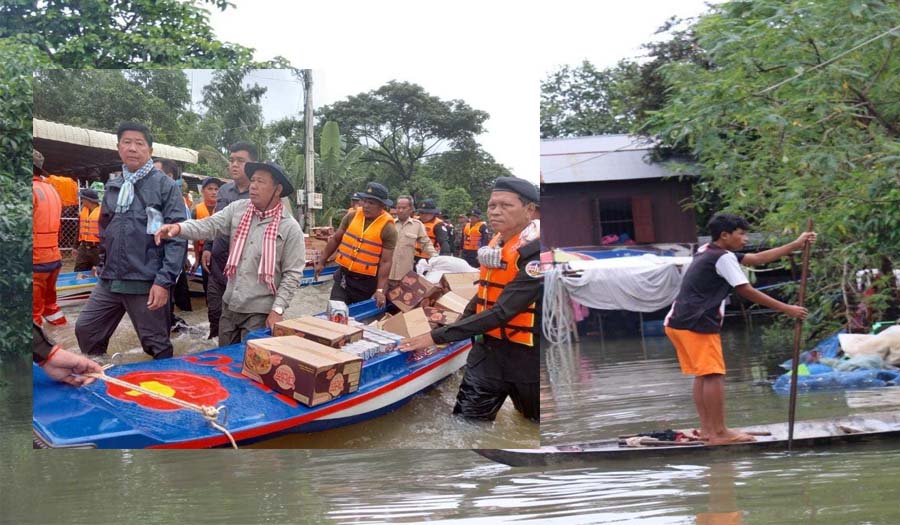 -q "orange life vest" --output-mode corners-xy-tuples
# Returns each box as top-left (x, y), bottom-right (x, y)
(78, 205), (101, 243)
(335, 209), (391, 277)
(416, 217), (443, 258)
(475, 232), (536, 347)
(33, 177), (62, 264)
(193, 202), (214, 251)
(463, 221), (485, 251)
(46, 175), (79, 207)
